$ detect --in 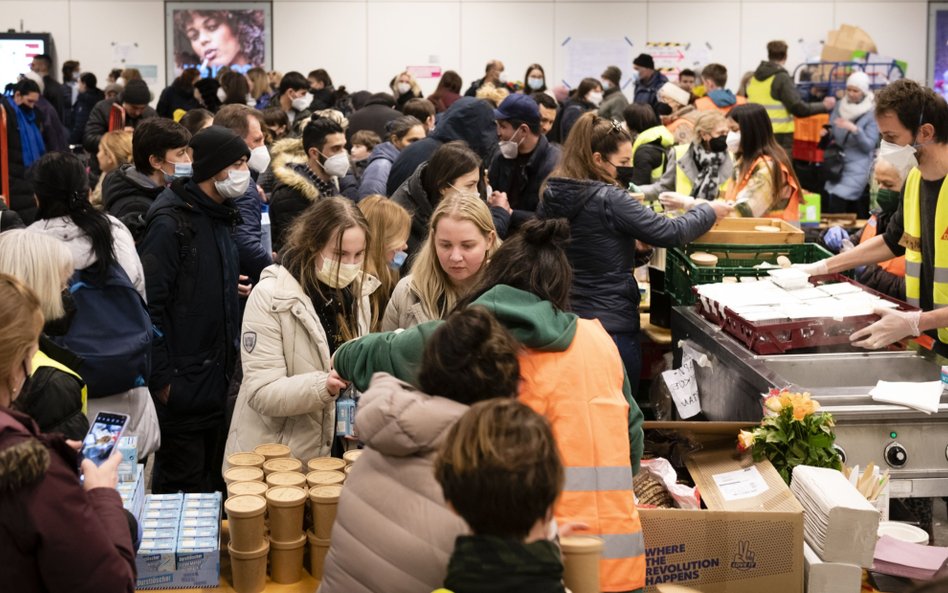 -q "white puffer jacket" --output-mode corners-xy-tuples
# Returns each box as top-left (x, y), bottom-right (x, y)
(380, 274), (434, 331)
(223, 264), (379, 466)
